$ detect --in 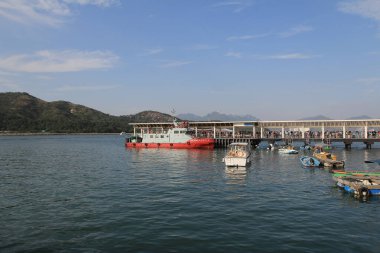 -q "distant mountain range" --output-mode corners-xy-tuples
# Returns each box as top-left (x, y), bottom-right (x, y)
(299, 115), (374, 120)
(299, 115), (332, 120)
(345, 115), (373, 120)
(177, 112), (259, 121)
(177, 113), (375, 121)
(0, 92), (377, 133)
